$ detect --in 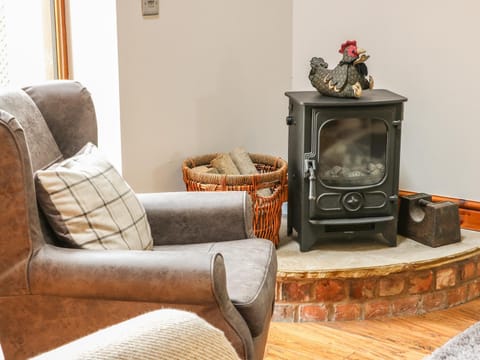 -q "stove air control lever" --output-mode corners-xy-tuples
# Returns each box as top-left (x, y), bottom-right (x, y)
(342, 192), (364, 212)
